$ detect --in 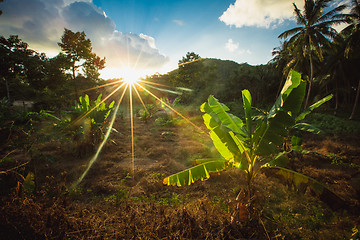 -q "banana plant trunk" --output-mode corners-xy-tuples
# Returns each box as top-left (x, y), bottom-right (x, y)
(246, 169), (254, 201)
